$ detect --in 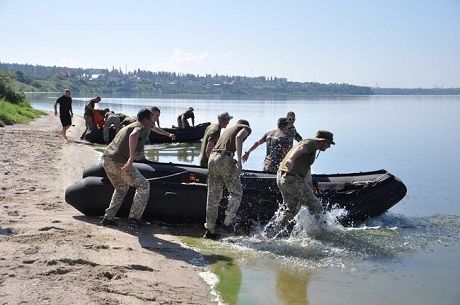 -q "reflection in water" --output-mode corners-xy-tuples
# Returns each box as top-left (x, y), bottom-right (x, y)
(144, 142), (201, 164)
(276, 267), (310, 305)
